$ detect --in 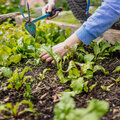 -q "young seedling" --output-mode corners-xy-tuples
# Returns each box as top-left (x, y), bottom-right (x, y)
(101, 83), (114, 91)
(89, 82), (98, 91)
(93, 65), (109, 75)
(39, 68), (51, 80)
(5, 66), (33, 98)
(7, 66), (32, 90)
(0, 100), (38, 119)
(112, 77), (120, 83)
